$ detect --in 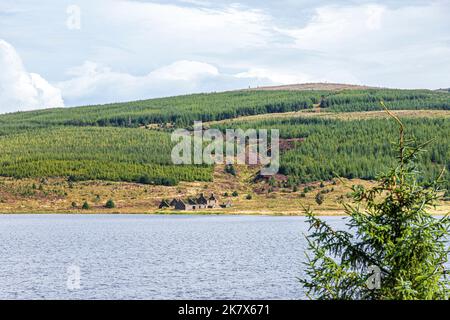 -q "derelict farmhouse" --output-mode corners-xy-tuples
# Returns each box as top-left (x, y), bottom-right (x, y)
(159, 193), (232, 211)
